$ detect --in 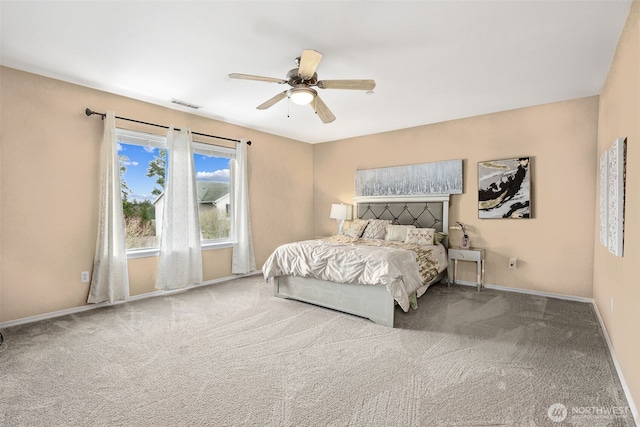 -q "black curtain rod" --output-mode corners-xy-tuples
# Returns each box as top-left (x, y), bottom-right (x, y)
(85, 108), (251, 145)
